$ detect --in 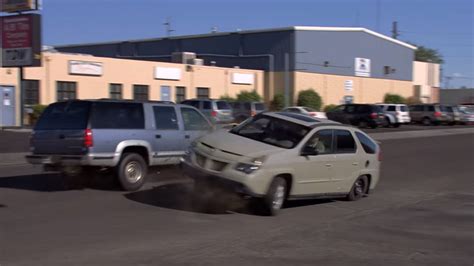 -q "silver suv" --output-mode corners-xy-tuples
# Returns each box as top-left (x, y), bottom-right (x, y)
(182, 112), (381, 216)
(26, 100), (213, 191)
(181, 99), (234, 124)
